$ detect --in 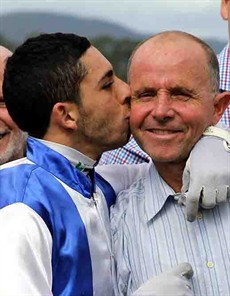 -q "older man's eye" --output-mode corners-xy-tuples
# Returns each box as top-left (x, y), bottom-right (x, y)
(138, 92), (157, 100)
(172, 92), (192, 101)
(141, 93), (152, 97)
(170, 88), (194, 101)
